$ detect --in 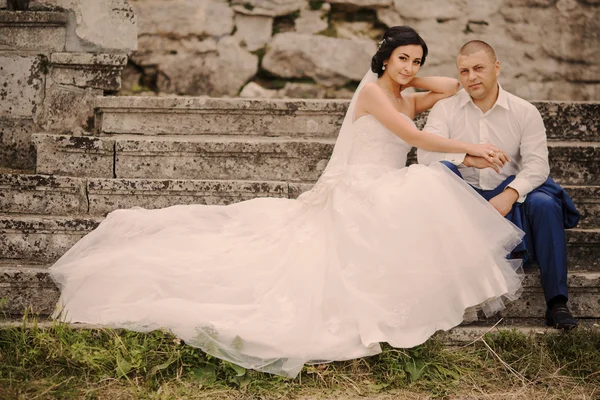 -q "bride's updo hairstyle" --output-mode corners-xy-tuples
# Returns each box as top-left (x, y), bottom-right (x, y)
(371, 26), (428, 78)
